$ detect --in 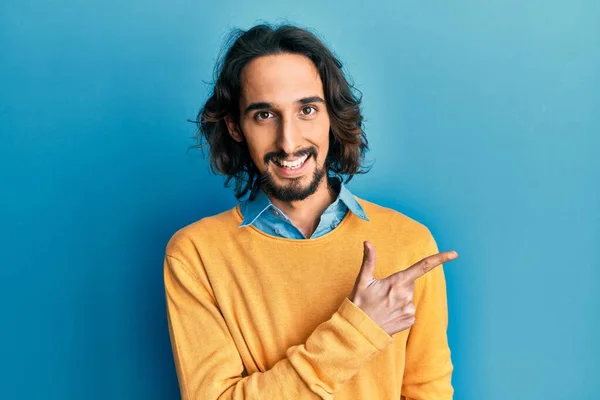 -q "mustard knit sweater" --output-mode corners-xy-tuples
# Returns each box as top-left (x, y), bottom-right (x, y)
(164, 197), (453, 399)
